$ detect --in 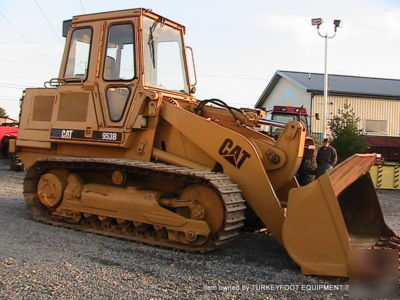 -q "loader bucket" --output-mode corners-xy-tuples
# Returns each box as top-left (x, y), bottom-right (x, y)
(282, 154), (399, 277)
